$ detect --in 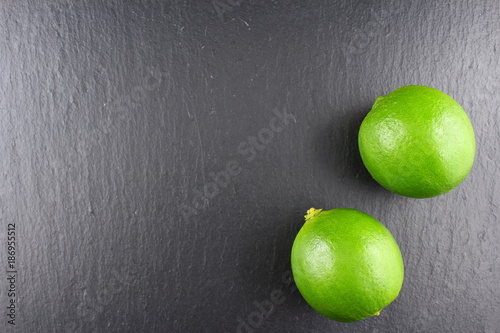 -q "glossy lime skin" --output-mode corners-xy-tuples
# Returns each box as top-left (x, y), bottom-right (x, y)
(291, 208), (404, 323)
(358, 85), (476, 198)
